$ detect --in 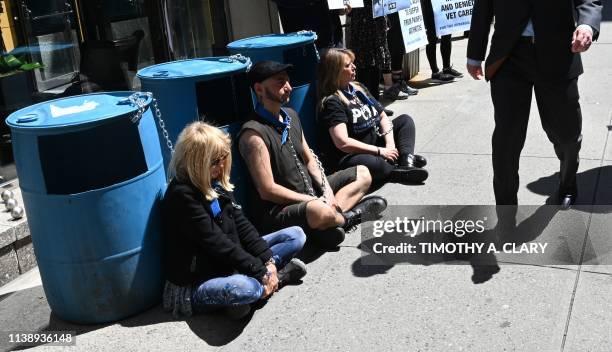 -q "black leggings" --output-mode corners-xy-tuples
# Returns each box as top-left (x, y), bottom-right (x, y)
(338, 114), (416, 184)
(387, 12), (405, 72)
(421, 0), (452, 73)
